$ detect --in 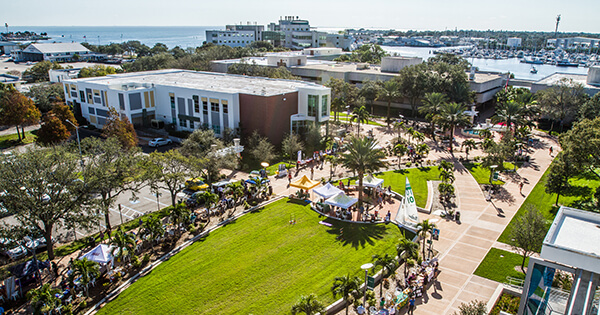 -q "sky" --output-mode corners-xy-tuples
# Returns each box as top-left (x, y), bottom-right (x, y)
(3, 0), (600, 33)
